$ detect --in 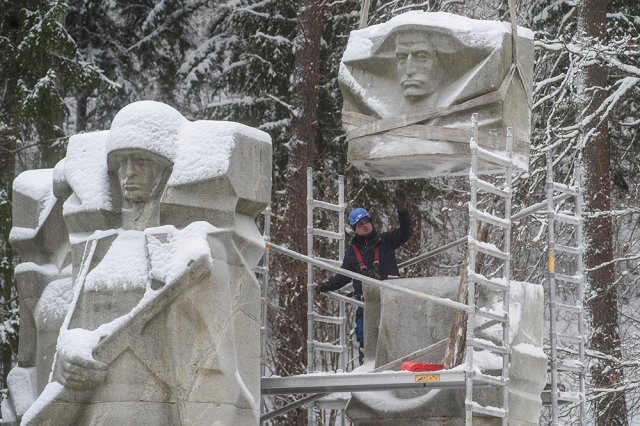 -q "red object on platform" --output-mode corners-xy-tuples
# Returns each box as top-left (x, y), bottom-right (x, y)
(400, 361), (444, 372)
